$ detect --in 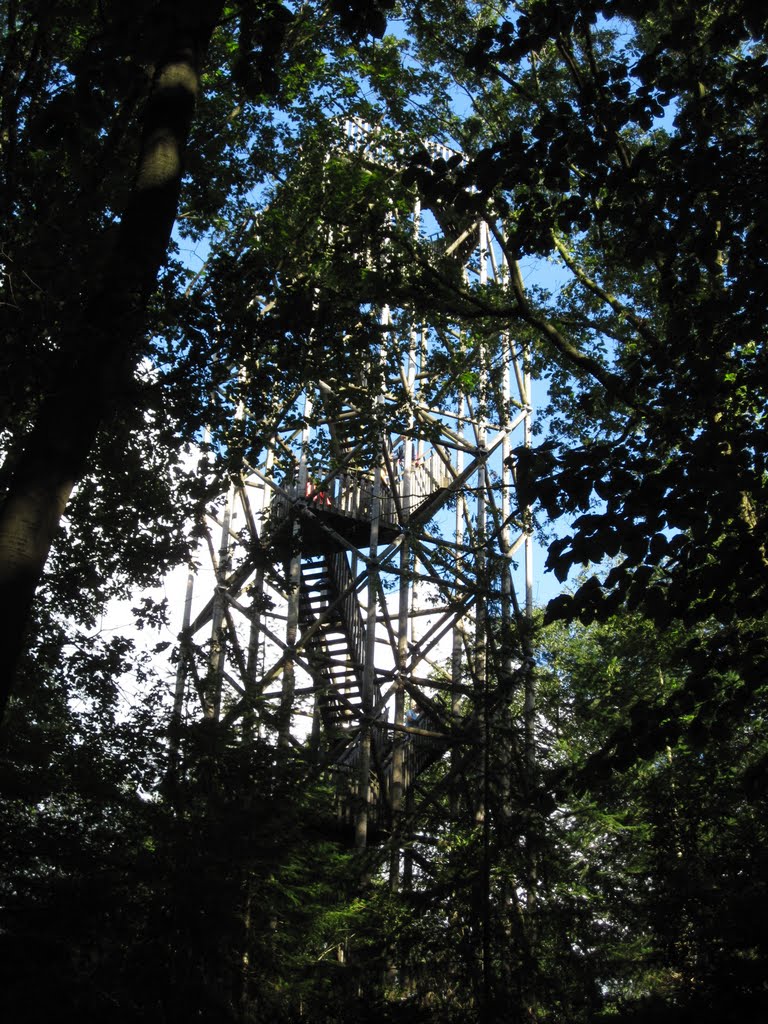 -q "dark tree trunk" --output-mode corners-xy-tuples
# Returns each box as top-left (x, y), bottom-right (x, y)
(0, 2), (224, 717)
